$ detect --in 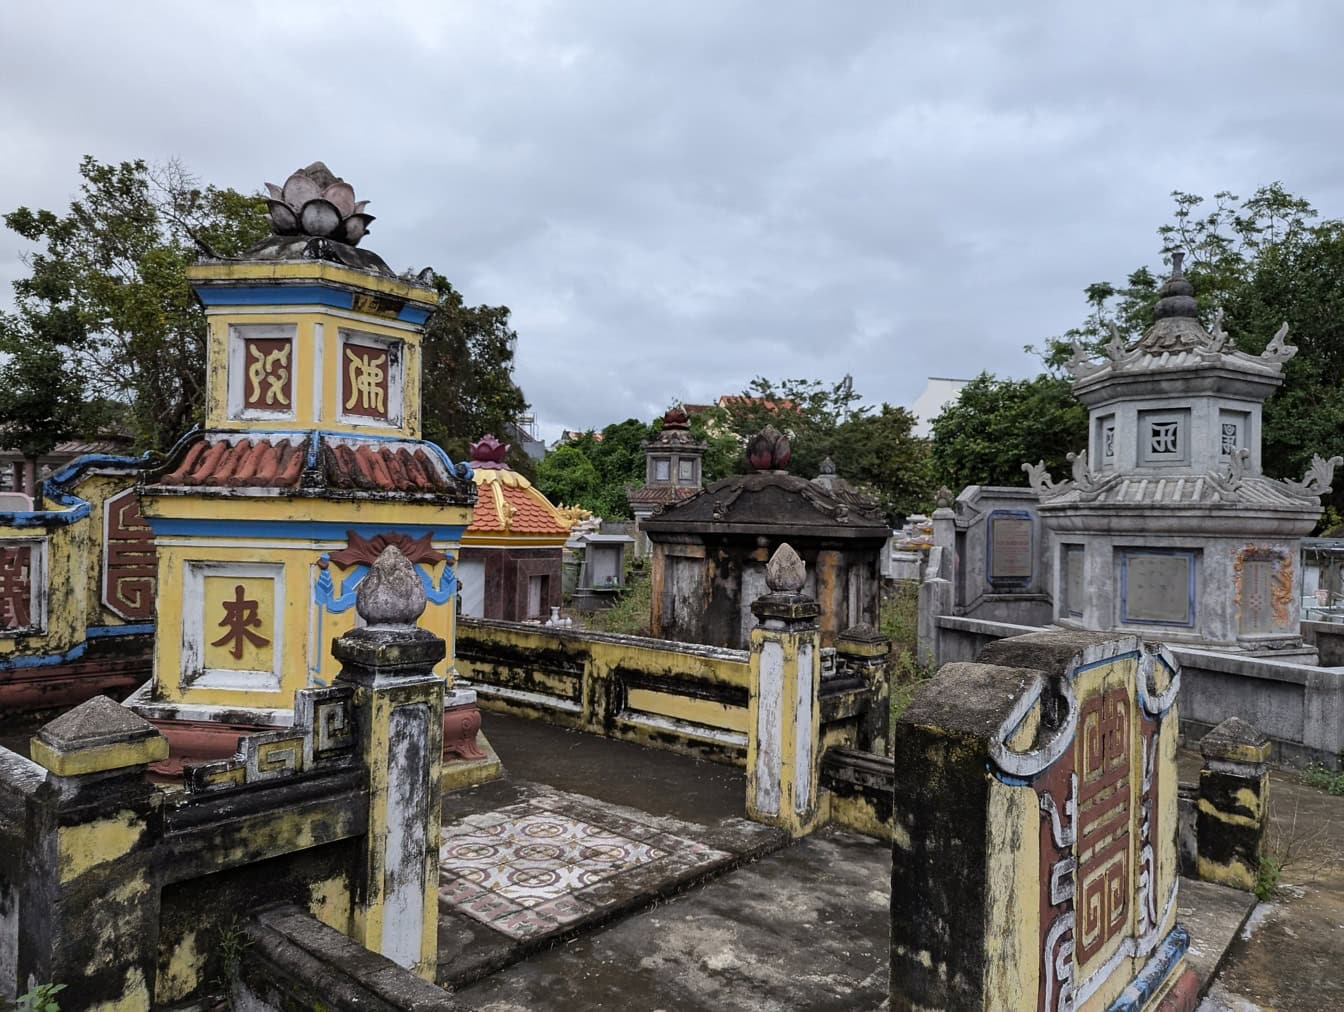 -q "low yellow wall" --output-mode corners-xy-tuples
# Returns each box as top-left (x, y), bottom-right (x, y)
(456, 618), (751, 765)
